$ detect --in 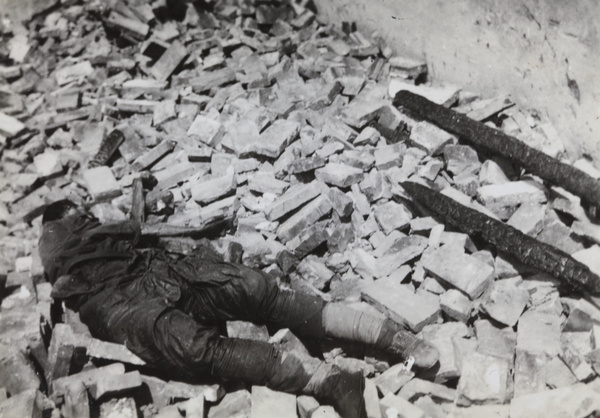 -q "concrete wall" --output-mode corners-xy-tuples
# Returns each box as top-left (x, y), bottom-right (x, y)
(315, 0), (600, 162)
